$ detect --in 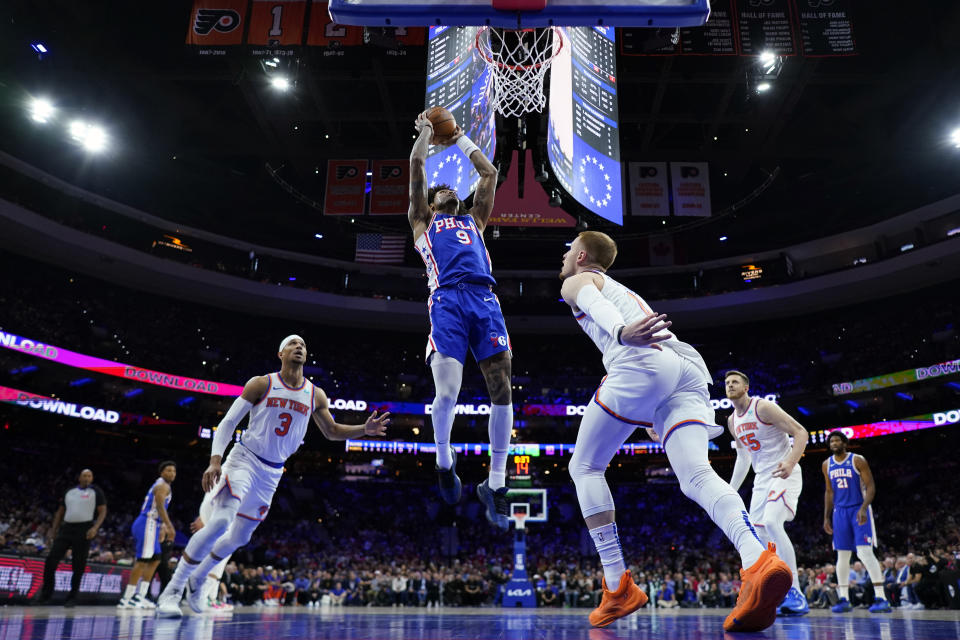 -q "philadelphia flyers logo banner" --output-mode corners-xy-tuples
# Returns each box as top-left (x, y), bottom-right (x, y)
(369, 161), (408, 215)
(186, 0), (248, 50)
(324, 160), (369, 215)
